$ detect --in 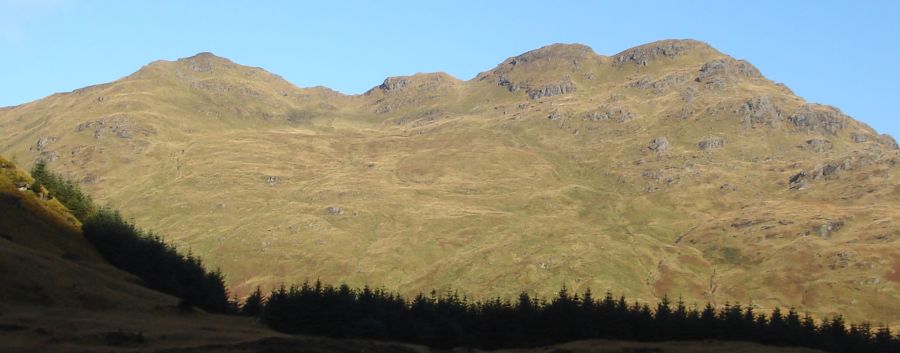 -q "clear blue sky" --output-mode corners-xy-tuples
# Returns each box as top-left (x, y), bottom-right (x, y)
(2, 1), (898, 139)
